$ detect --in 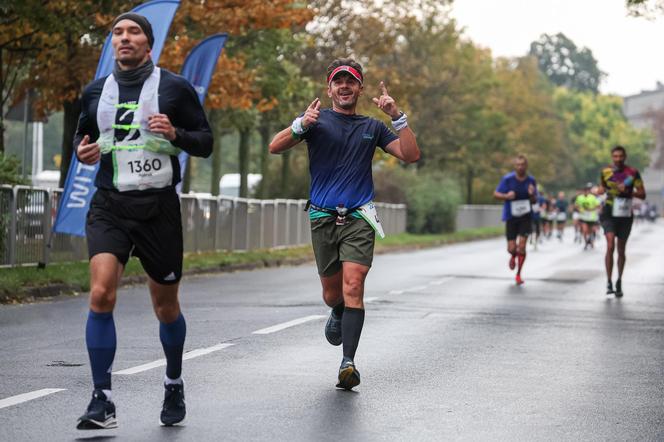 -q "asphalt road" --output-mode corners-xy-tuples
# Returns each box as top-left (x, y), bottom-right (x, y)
(1, 221), (663, 441)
